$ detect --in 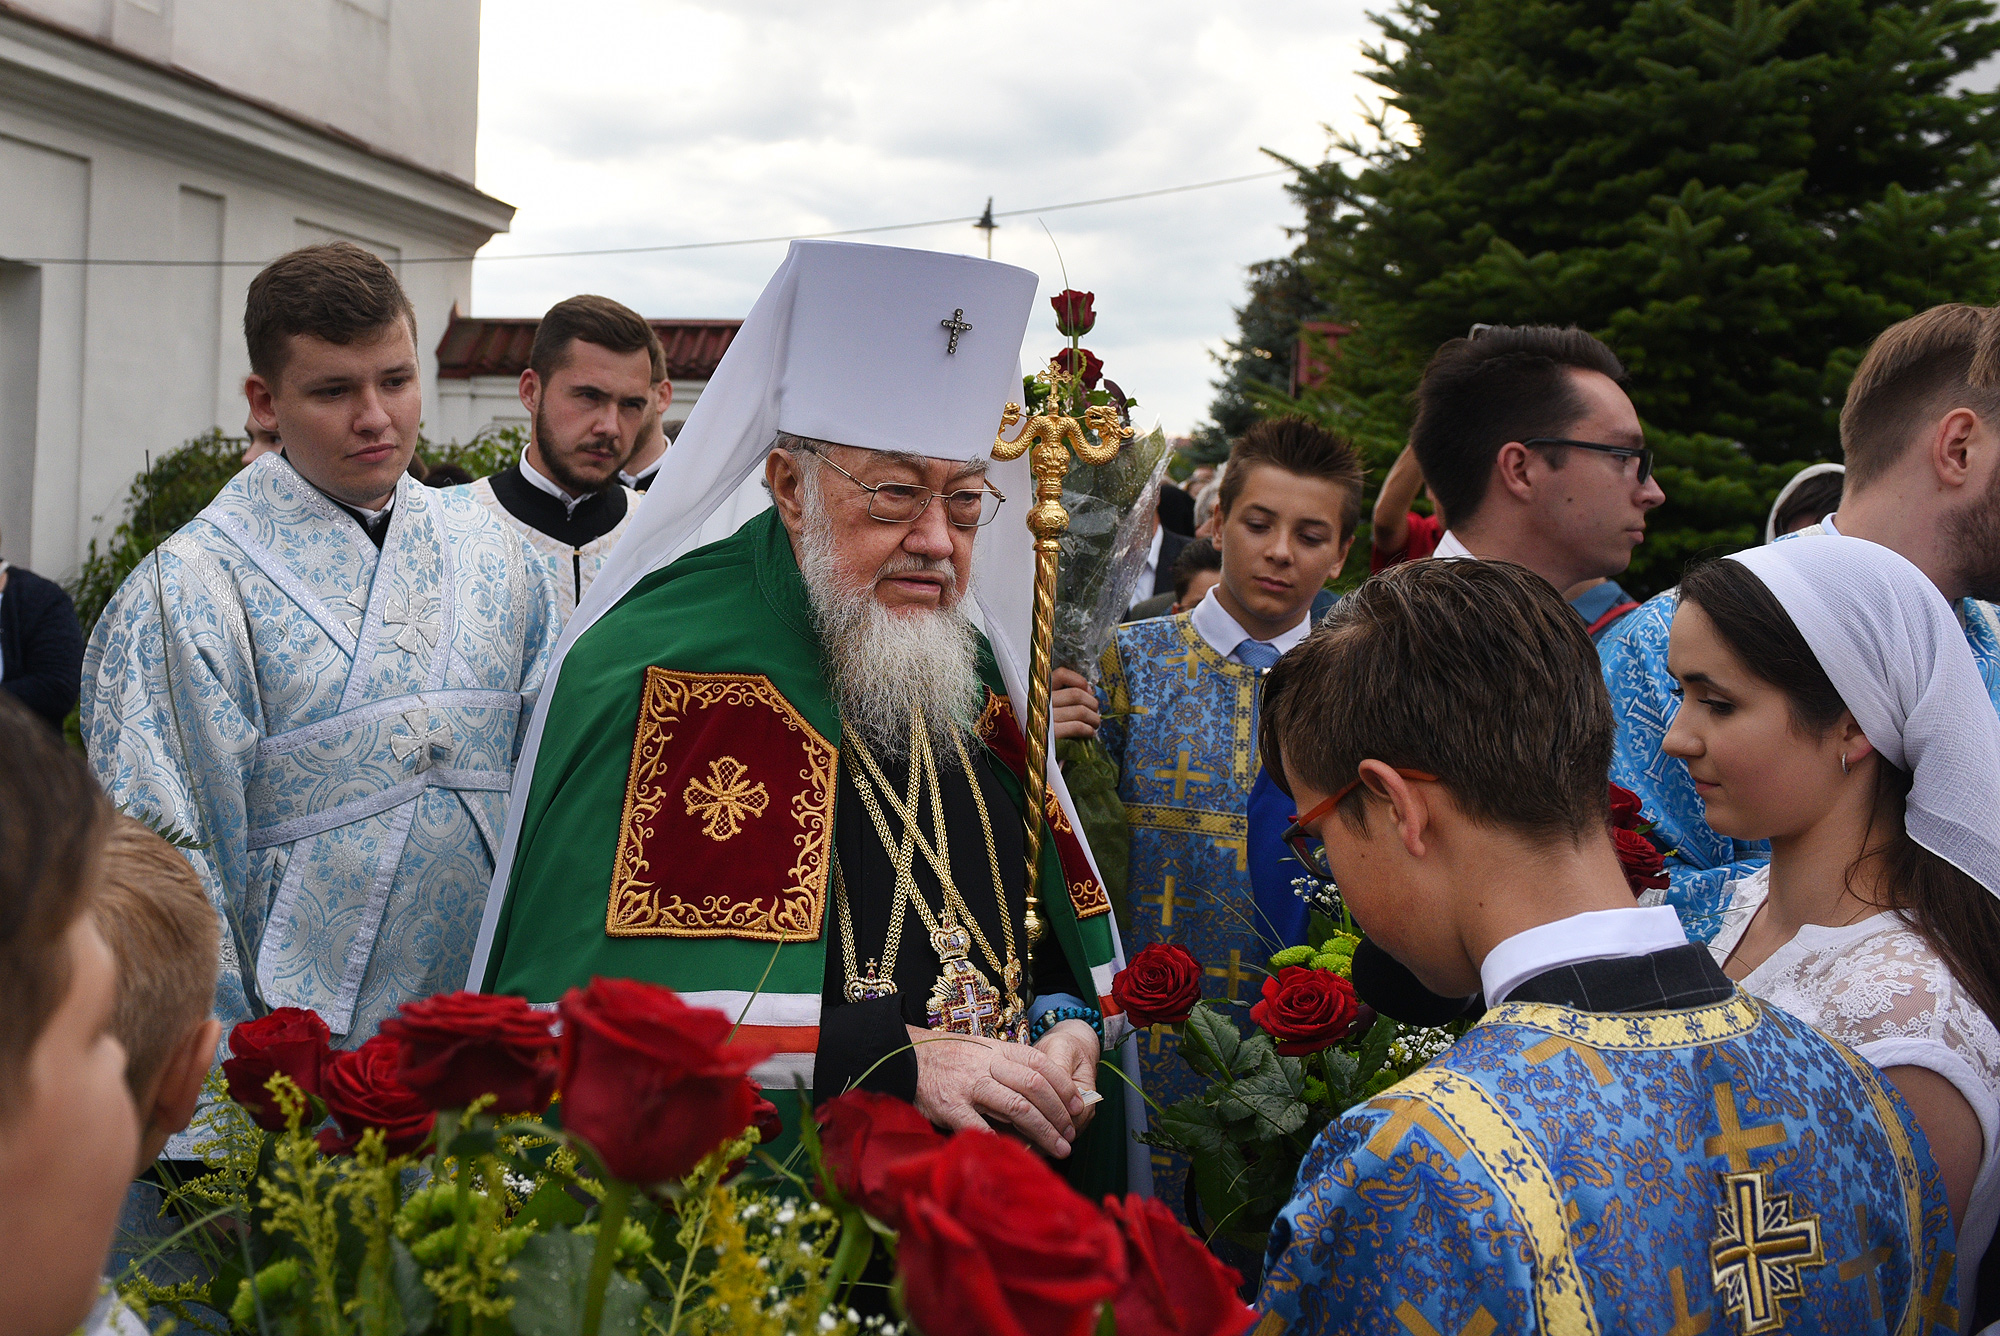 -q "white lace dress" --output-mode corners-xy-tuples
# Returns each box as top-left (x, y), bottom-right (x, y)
(1712, 866), (2000, 1333)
